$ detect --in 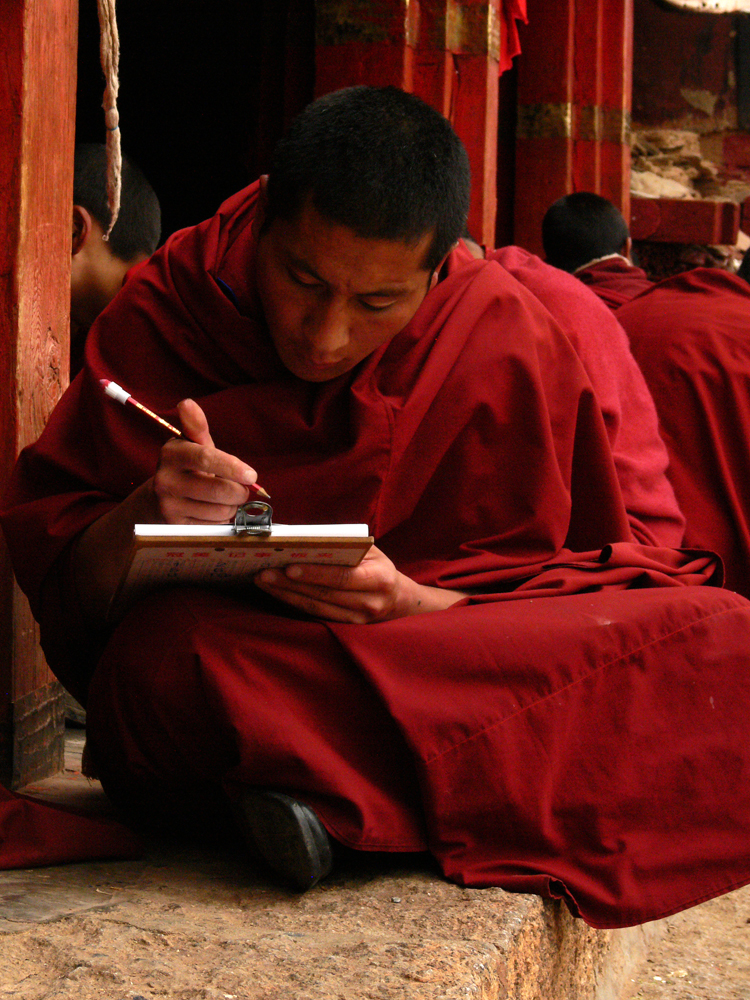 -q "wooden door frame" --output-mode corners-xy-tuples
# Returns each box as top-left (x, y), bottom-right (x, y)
(0, 0), (77, 787)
